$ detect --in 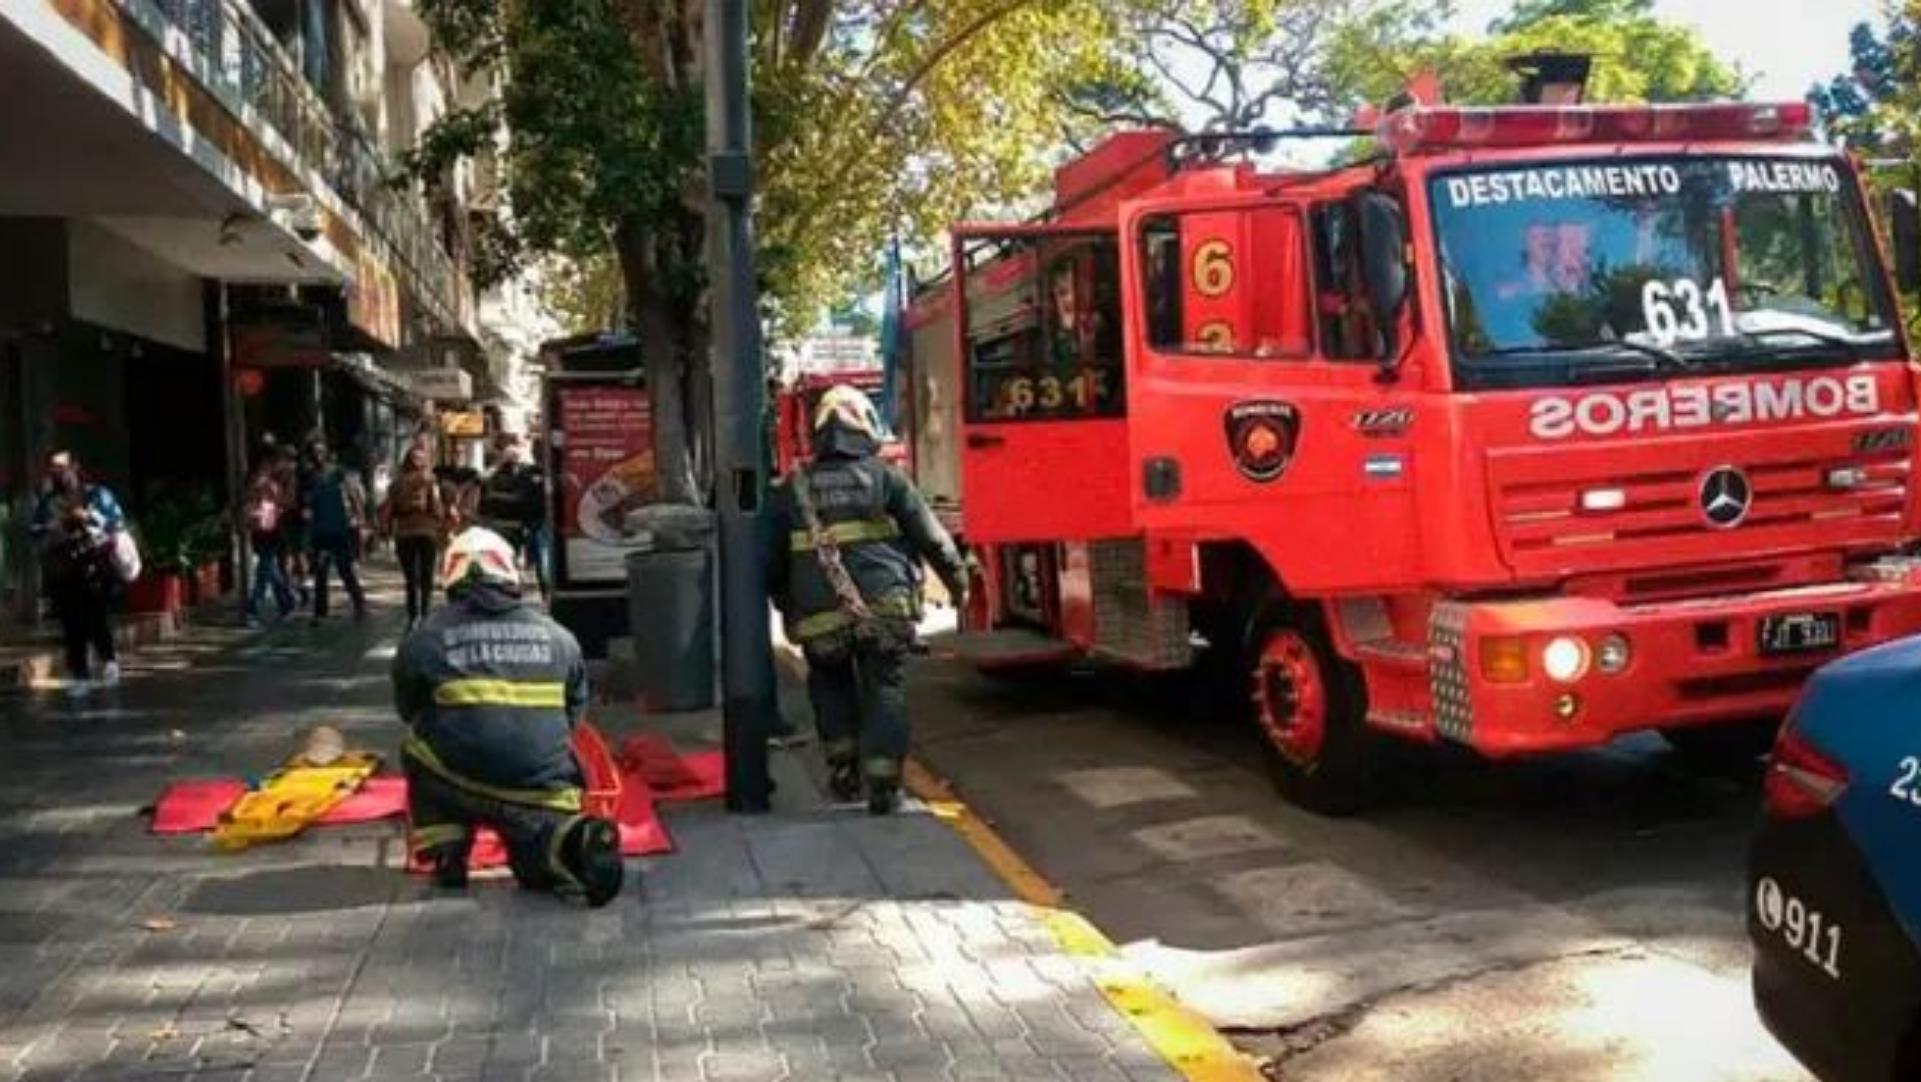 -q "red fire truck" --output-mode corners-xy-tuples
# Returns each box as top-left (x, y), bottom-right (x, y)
(773, 369), (908, 475)
(903, 101), (1921, 813)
